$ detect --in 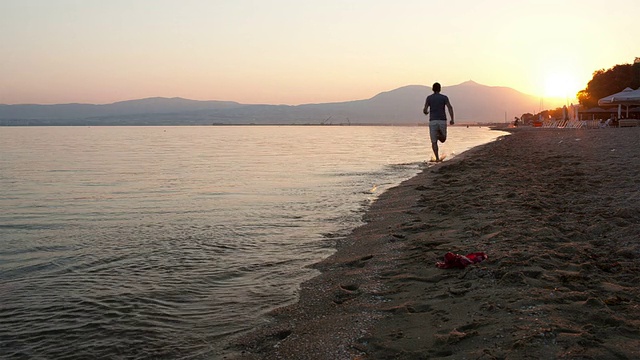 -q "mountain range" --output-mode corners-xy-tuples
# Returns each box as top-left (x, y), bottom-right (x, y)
(0, 81), (550, 126)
